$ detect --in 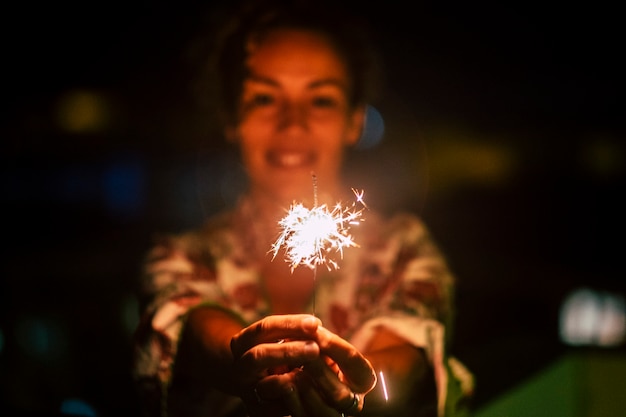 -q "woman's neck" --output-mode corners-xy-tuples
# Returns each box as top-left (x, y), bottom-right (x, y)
(261, 259), (316, 314)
